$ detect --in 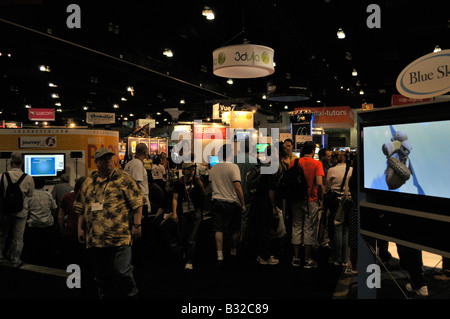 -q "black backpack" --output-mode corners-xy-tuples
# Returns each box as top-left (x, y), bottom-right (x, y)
(246, 164), (262, 197)
(0, 173), (27, 214)
(279, 158), (308, 201)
